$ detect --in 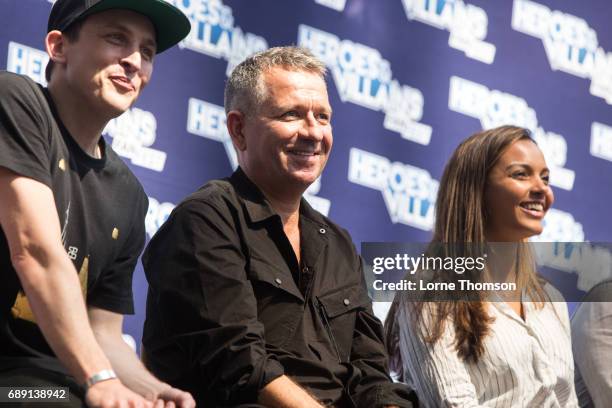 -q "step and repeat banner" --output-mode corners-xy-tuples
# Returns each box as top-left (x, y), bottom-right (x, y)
(2, 0), (612, 346)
